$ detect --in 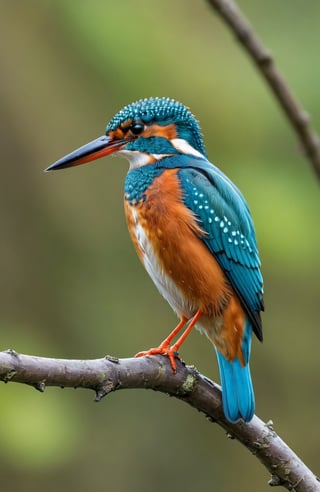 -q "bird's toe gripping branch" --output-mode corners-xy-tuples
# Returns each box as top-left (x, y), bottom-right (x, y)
(135, 343), (180, 372)
(135, 310), (202, 372)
